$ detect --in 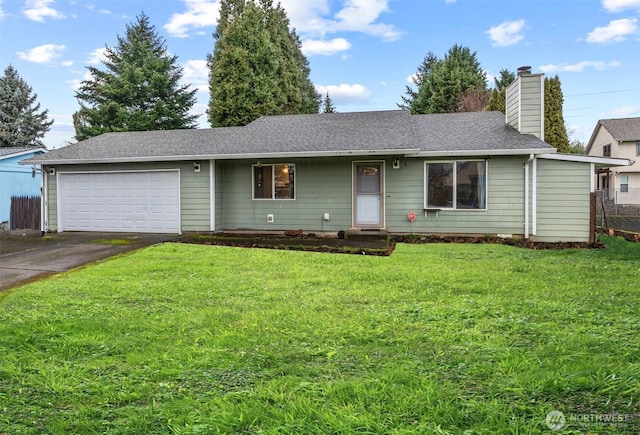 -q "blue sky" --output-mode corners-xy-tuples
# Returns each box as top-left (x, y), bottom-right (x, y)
(1, 0), (639, 149)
